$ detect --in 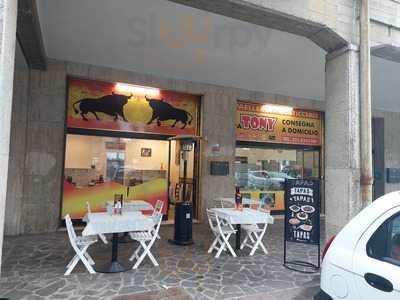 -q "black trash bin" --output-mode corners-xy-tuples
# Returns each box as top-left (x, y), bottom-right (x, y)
(169, 202), (193, 245)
